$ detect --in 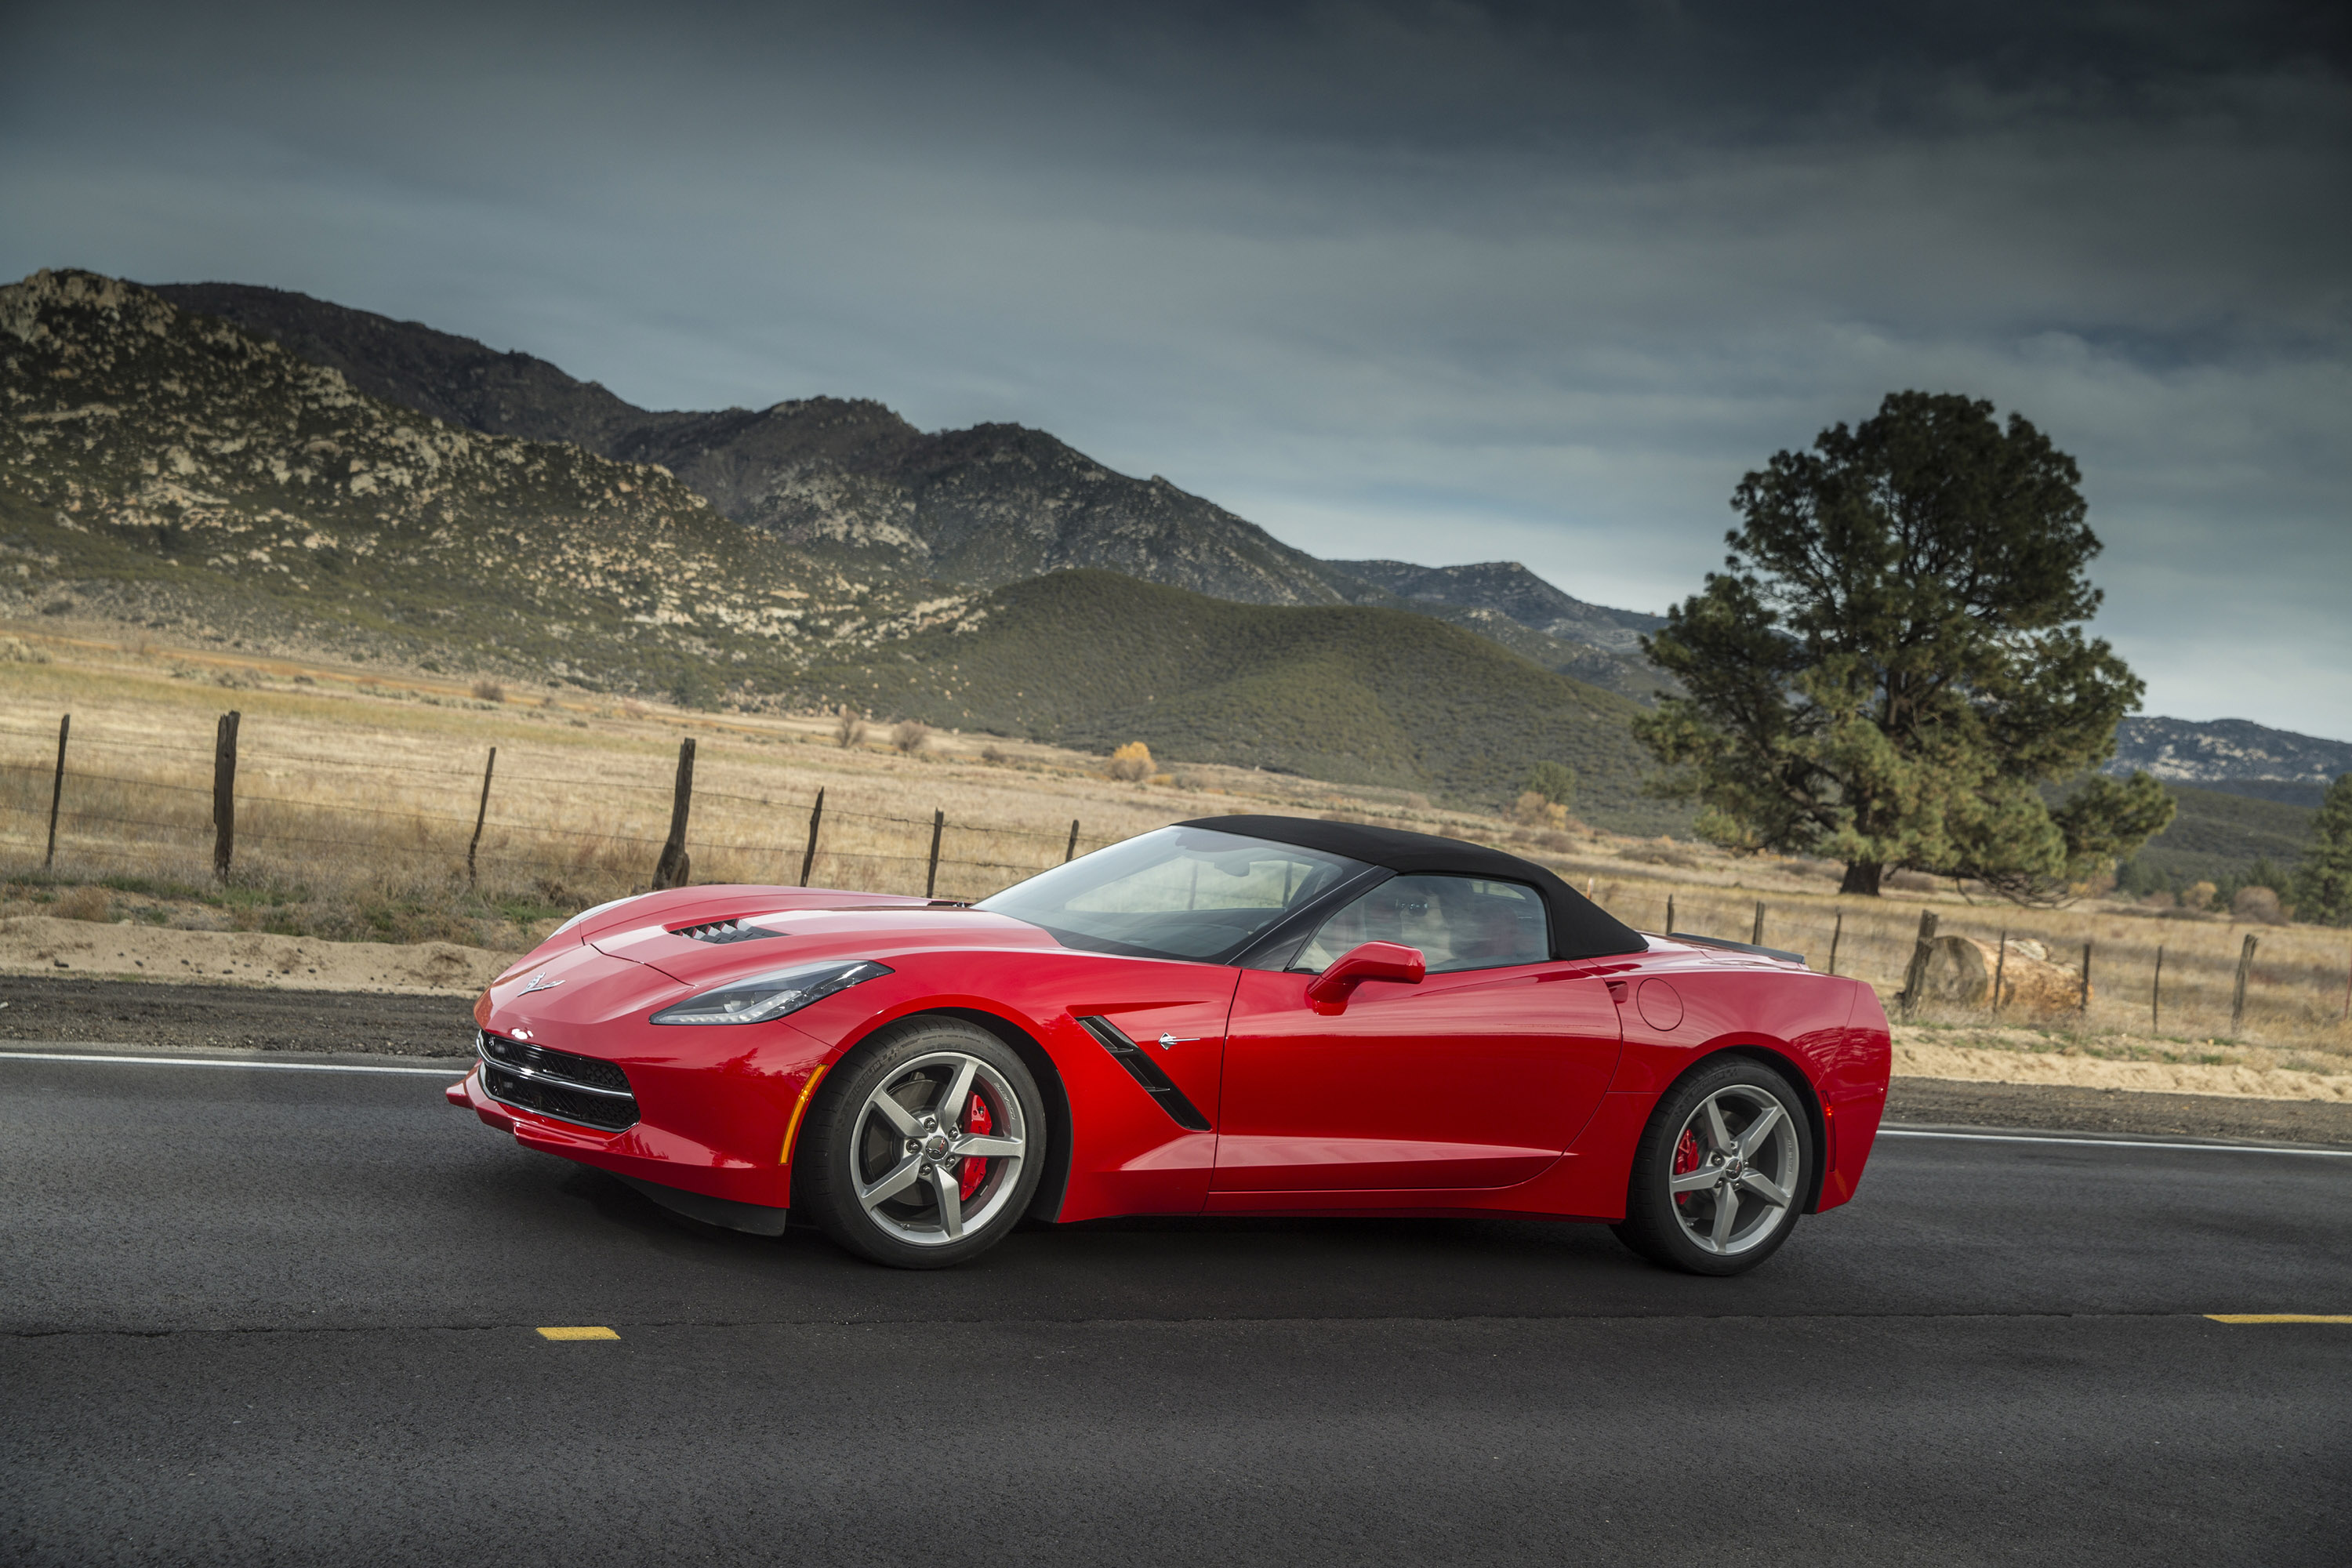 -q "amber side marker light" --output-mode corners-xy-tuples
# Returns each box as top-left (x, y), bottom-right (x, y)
(536, 1326), (621, 1340)
(2204, 1315), (2352, 1325)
